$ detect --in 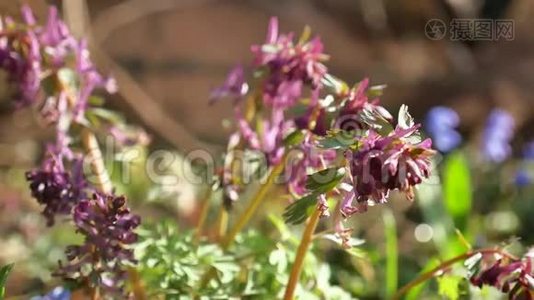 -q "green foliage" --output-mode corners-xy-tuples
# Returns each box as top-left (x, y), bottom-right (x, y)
(305, 167), (346, 194)
(318, 131), (359, 149)
(283, 130), (306, 147)
(437, 275), (462, 300)
(442, 152), (472, 231)
(0, 263), (14, 299)
(136, 219), (352, 299)
(283, 194), (317, 225)
(382, 209), (398, 299)
(283, 168), (345, 225)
